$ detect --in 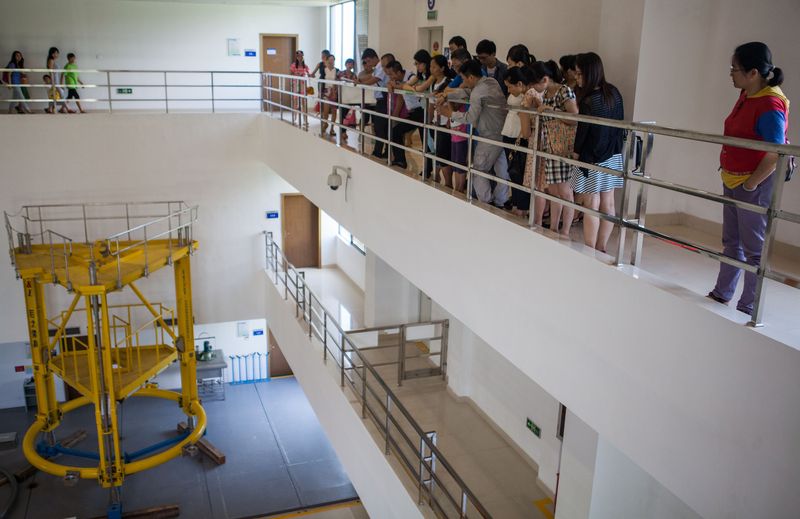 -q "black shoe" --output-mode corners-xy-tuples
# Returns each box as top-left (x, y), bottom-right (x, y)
(706, 292), (729, 305)
(372, 150), (386, 159)
(391, 161), (408, 169)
